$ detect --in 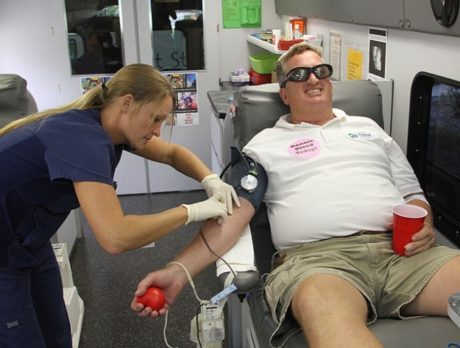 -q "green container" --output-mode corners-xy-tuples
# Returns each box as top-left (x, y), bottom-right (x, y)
(249, 53), (279, 74)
